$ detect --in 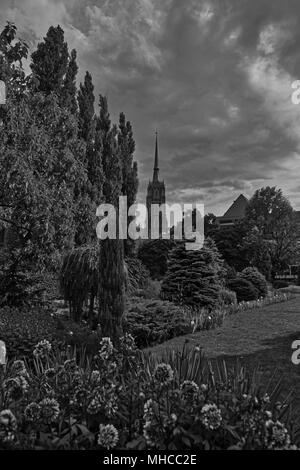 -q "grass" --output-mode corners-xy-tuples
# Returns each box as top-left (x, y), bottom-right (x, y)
(147, 295), (300, 421)
(147, 296), (300, 356)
